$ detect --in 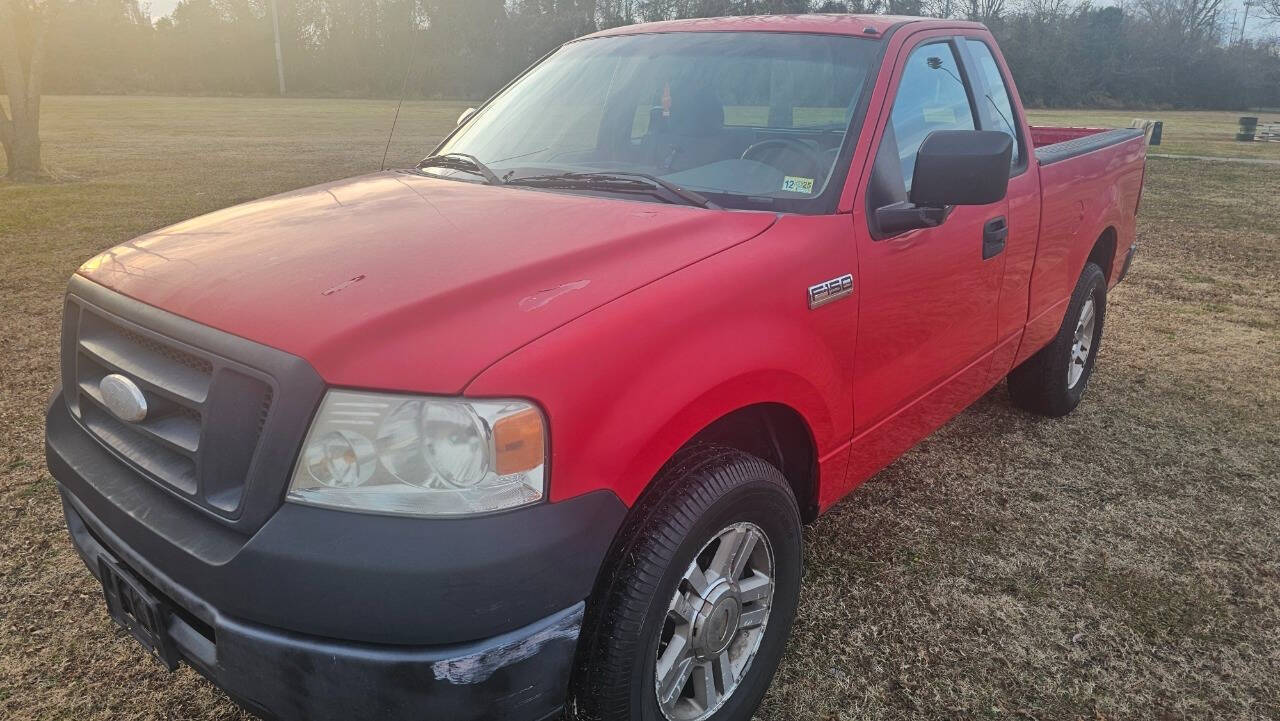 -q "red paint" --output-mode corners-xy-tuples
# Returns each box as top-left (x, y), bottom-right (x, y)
(1017, 131), (1145, 367)
(75, 17), (1144, 515)
(1029, 126), (1111, 146)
